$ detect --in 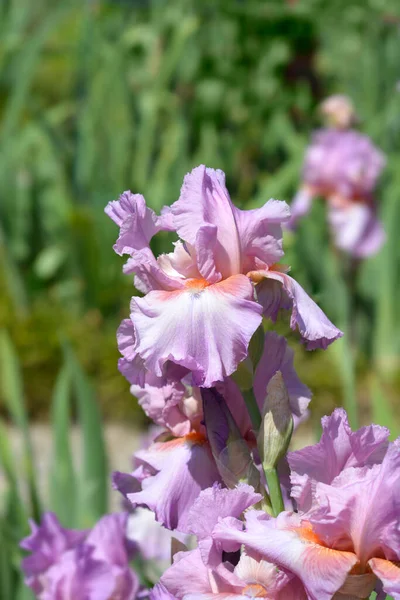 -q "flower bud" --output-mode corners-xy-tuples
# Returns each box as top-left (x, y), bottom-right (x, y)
(201, 387), (260, 490)
(320, 94), (358, 130)
(257, 371), (293, 470)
